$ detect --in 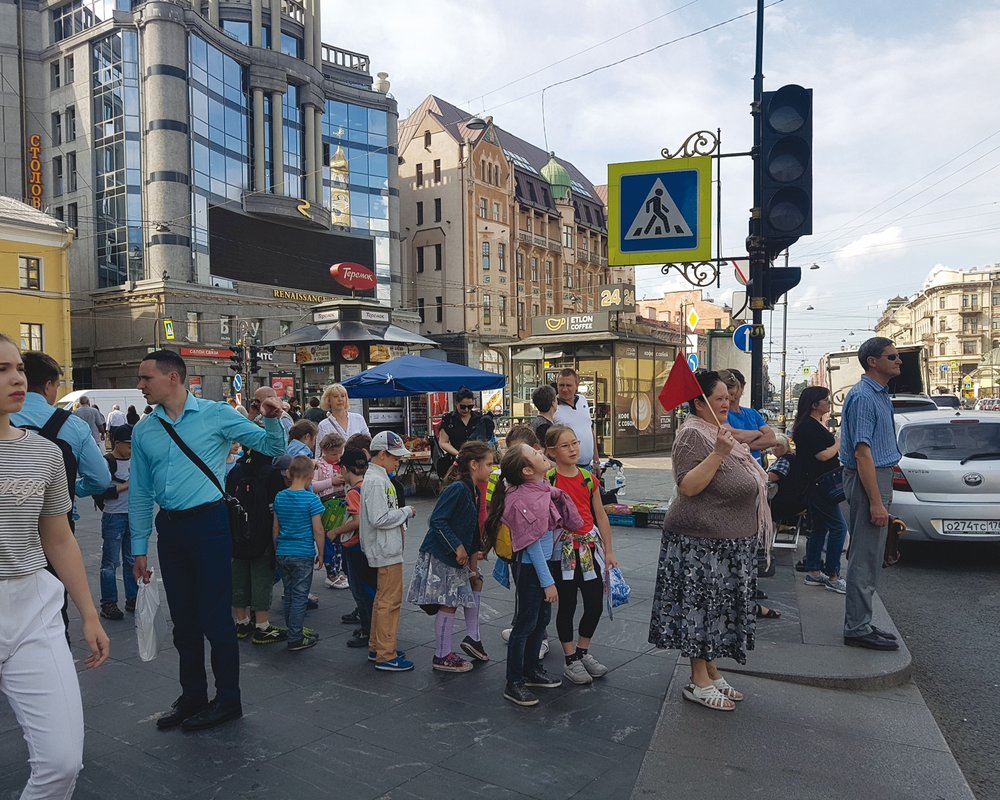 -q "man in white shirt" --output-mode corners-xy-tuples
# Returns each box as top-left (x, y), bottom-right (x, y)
(552, 368), (600, 473)
(106, 404), (127, 431)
